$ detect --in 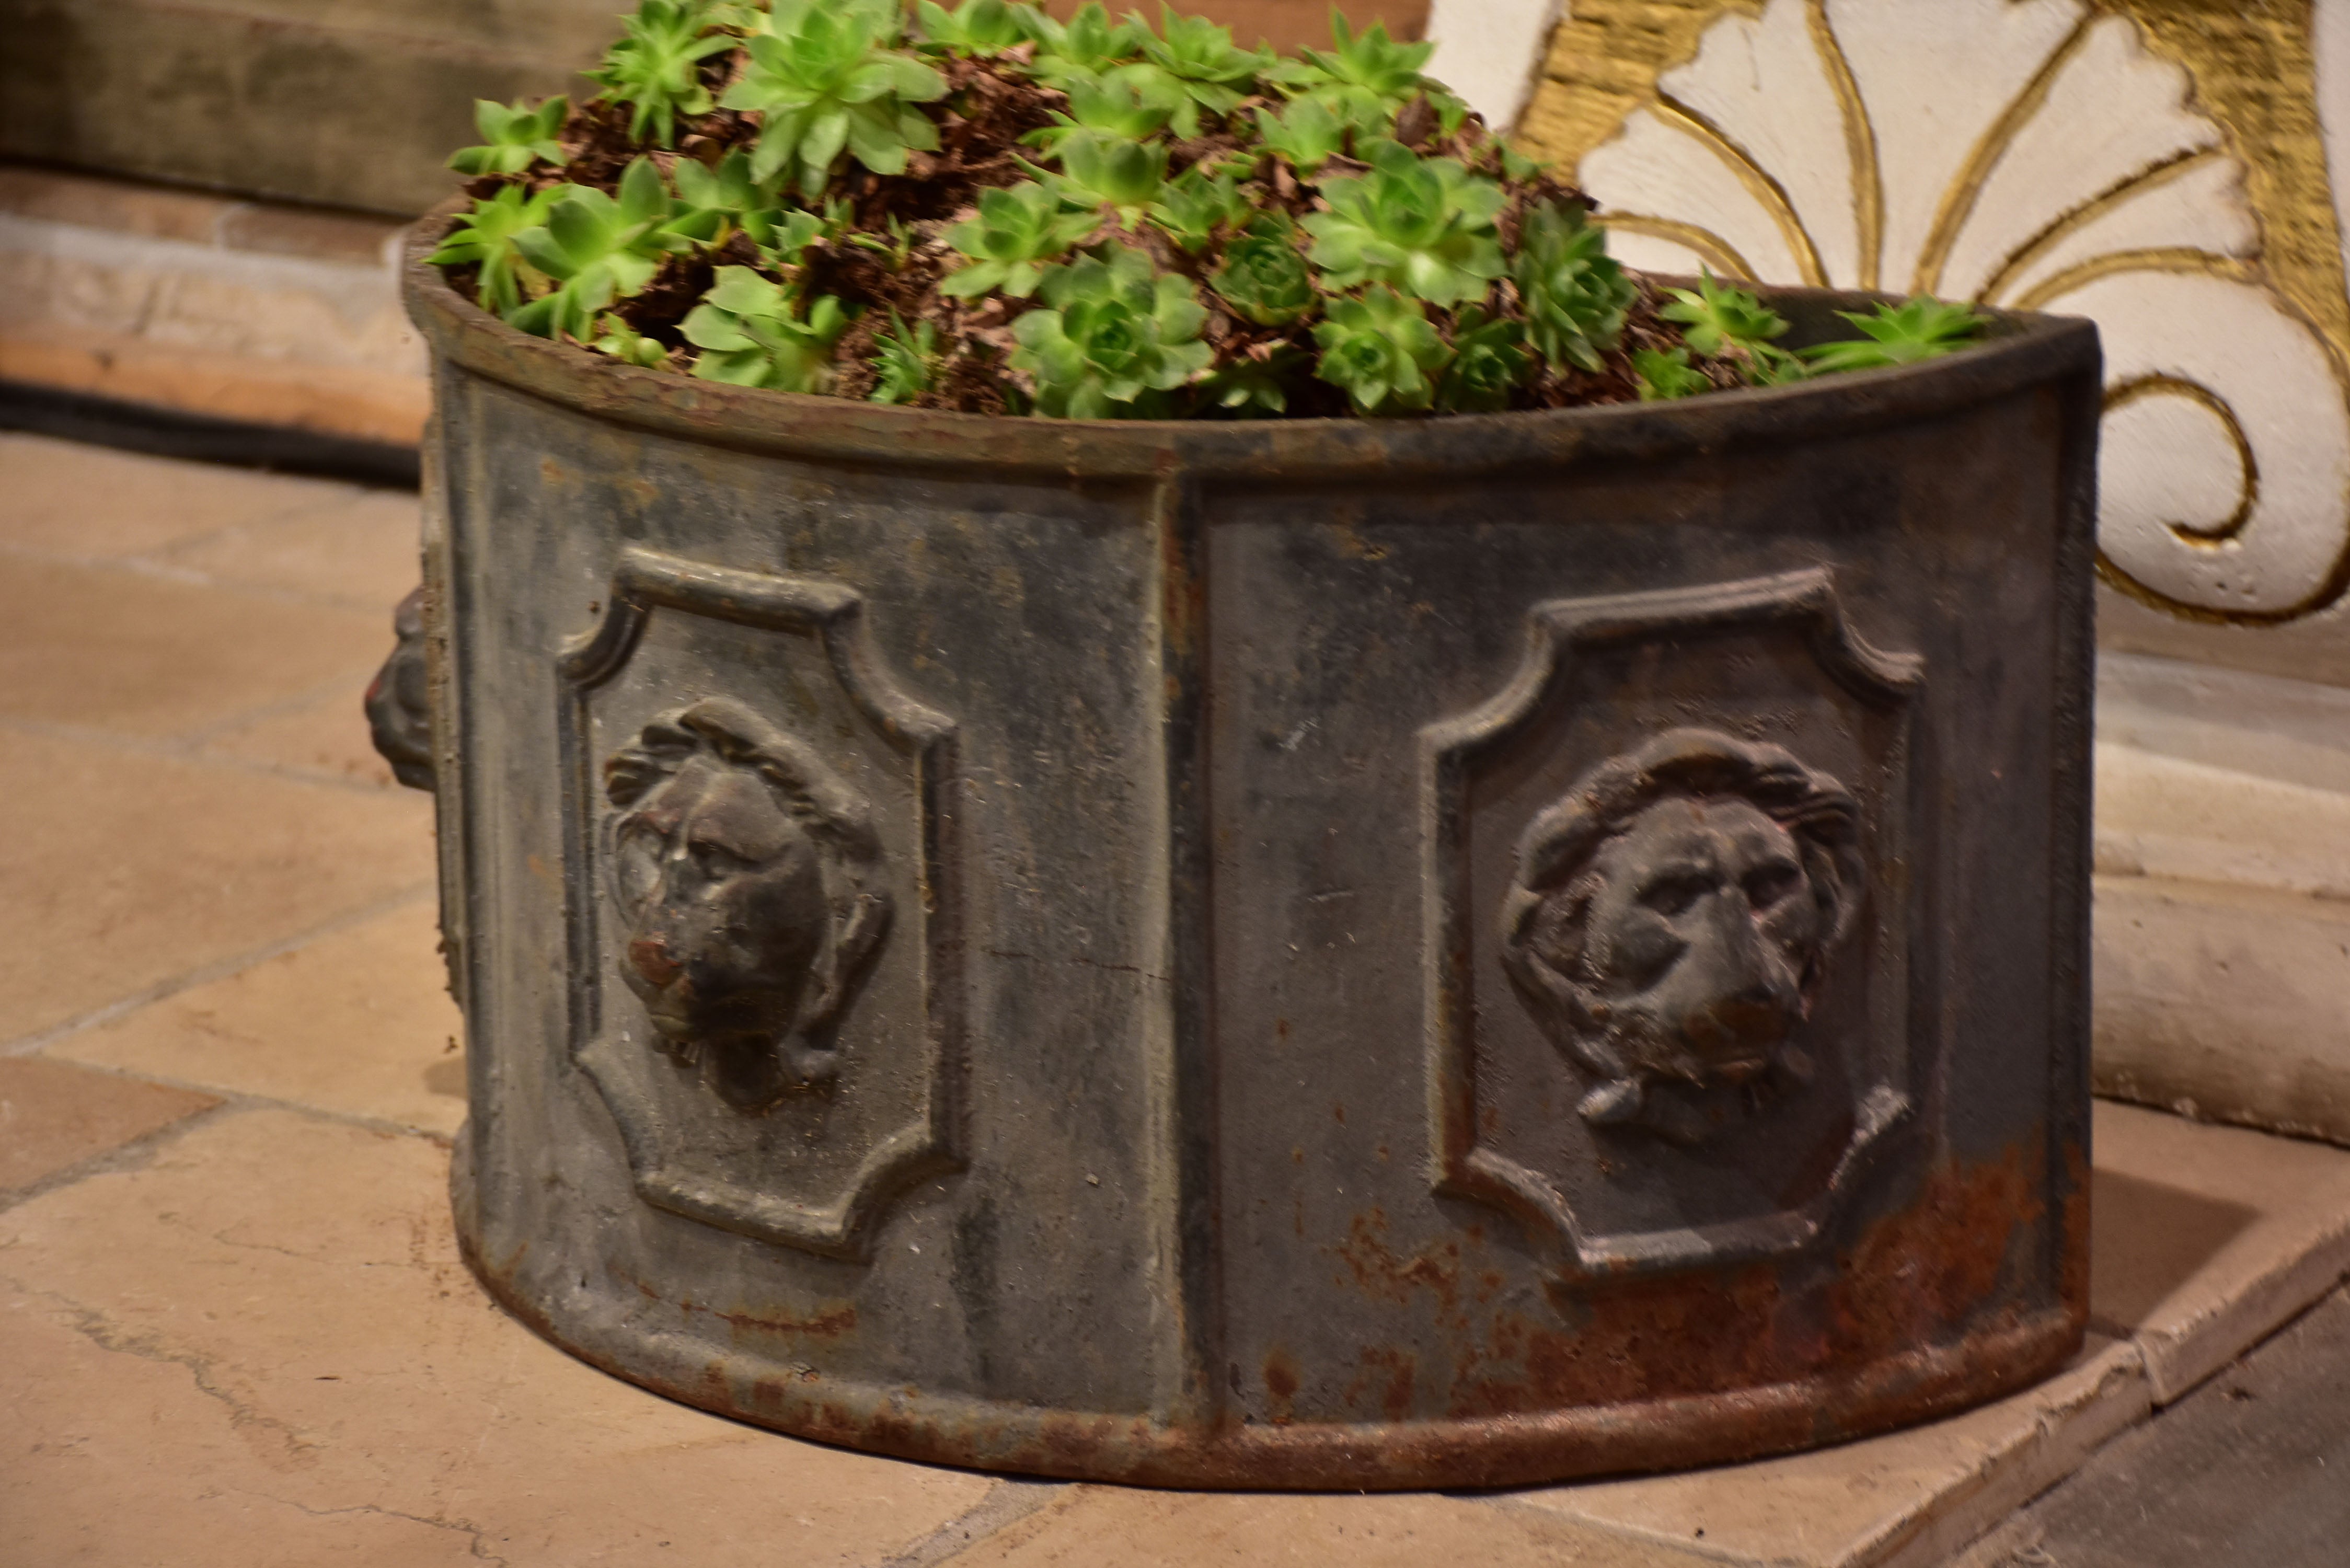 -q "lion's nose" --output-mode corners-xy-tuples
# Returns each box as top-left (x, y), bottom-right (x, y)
(629, 935), (683, 987)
